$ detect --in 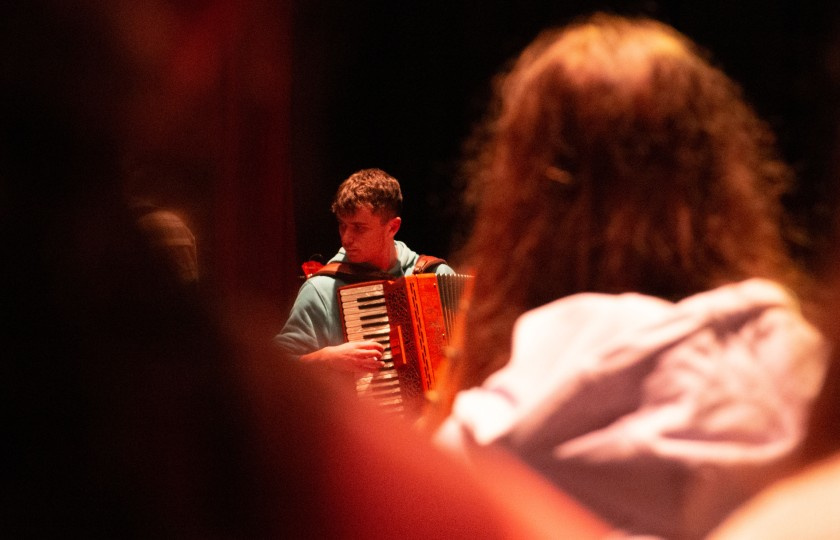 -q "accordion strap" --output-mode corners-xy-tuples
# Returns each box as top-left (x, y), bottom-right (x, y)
(412, 254), (447, 274)
(311, 254), (447, 283)
(312, 262), (393, 284)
